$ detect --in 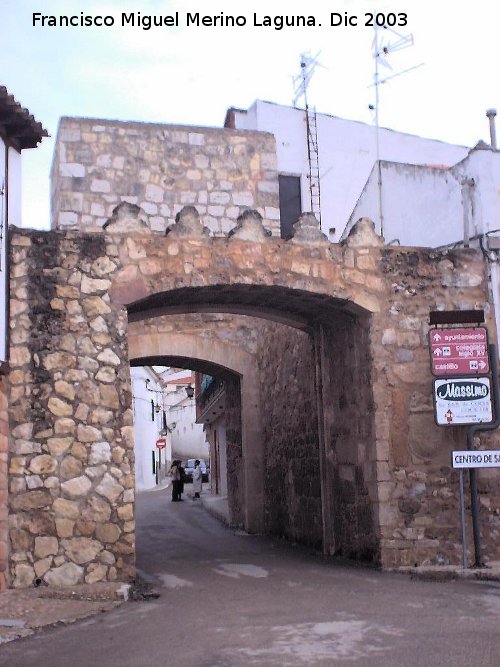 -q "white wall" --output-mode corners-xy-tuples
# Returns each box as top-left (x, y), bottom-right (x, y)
(348, 162), (464, 247)
(8, 146), (22, 227)
(169, 395), (209, 461)
(131, 366), (171, 491)
(233, 101), (469, 240)
(0, 138), (7, 364)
